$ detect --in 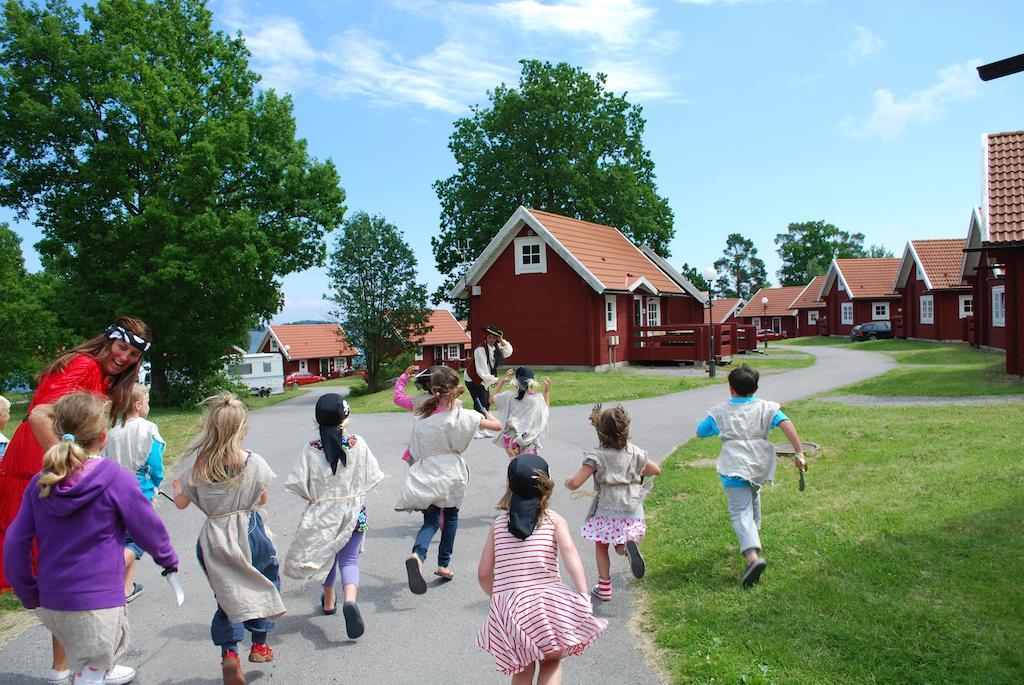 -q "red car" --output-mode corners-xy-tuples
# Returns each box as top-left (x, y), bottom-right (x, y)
(756, 329), (786, 342)
(285, 371), (326, 387)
